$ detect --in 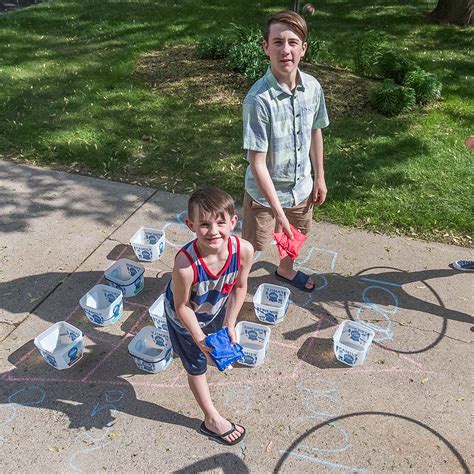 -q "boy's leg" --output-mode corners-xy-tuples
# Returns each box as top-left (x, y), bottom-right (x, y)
(188, 374), (244, 443)
(242, 191), (314, 289)
(242, 192), (274, 251)
(276, 196), (315, 290)
(166, 314), (244, 443)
